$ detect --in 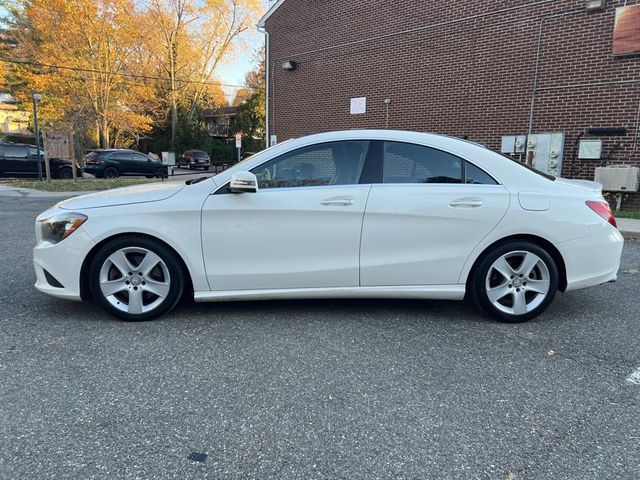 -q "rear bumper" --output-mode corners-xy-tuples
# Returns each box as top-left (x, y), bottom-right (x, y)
(83, 165), (103, 176)
(559, 226), (624, 292)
